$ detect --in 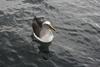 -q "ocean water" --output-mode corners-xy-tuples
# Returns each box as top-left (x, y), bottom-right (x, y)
(0, 0), (100, 67)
